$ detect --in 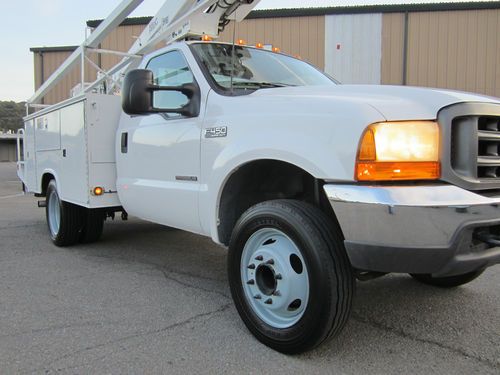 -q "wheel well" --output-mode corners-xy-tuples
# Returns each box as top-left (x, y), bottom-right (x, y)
(218, 160), (337, 246)
(40, 173), (55, 196)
